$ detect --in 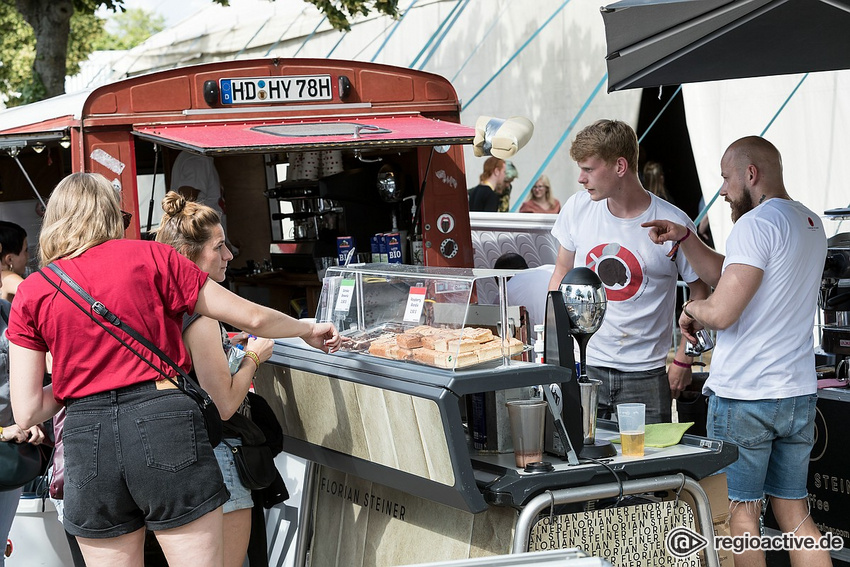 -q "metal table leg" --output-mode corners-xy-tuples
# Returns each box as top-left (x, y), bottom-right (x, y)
(511, 473), (720, 567)
(294, 460), (318, 567)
